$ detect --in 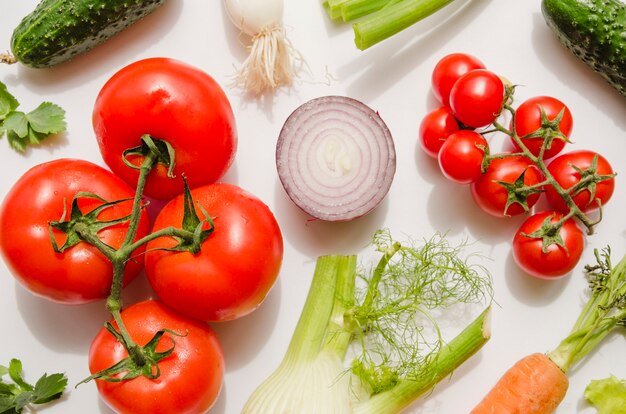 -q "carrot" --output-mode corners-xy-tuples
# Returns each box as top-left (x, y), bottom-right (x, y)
(471, 353), (568, 414)
(471, 248), (626, 413)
